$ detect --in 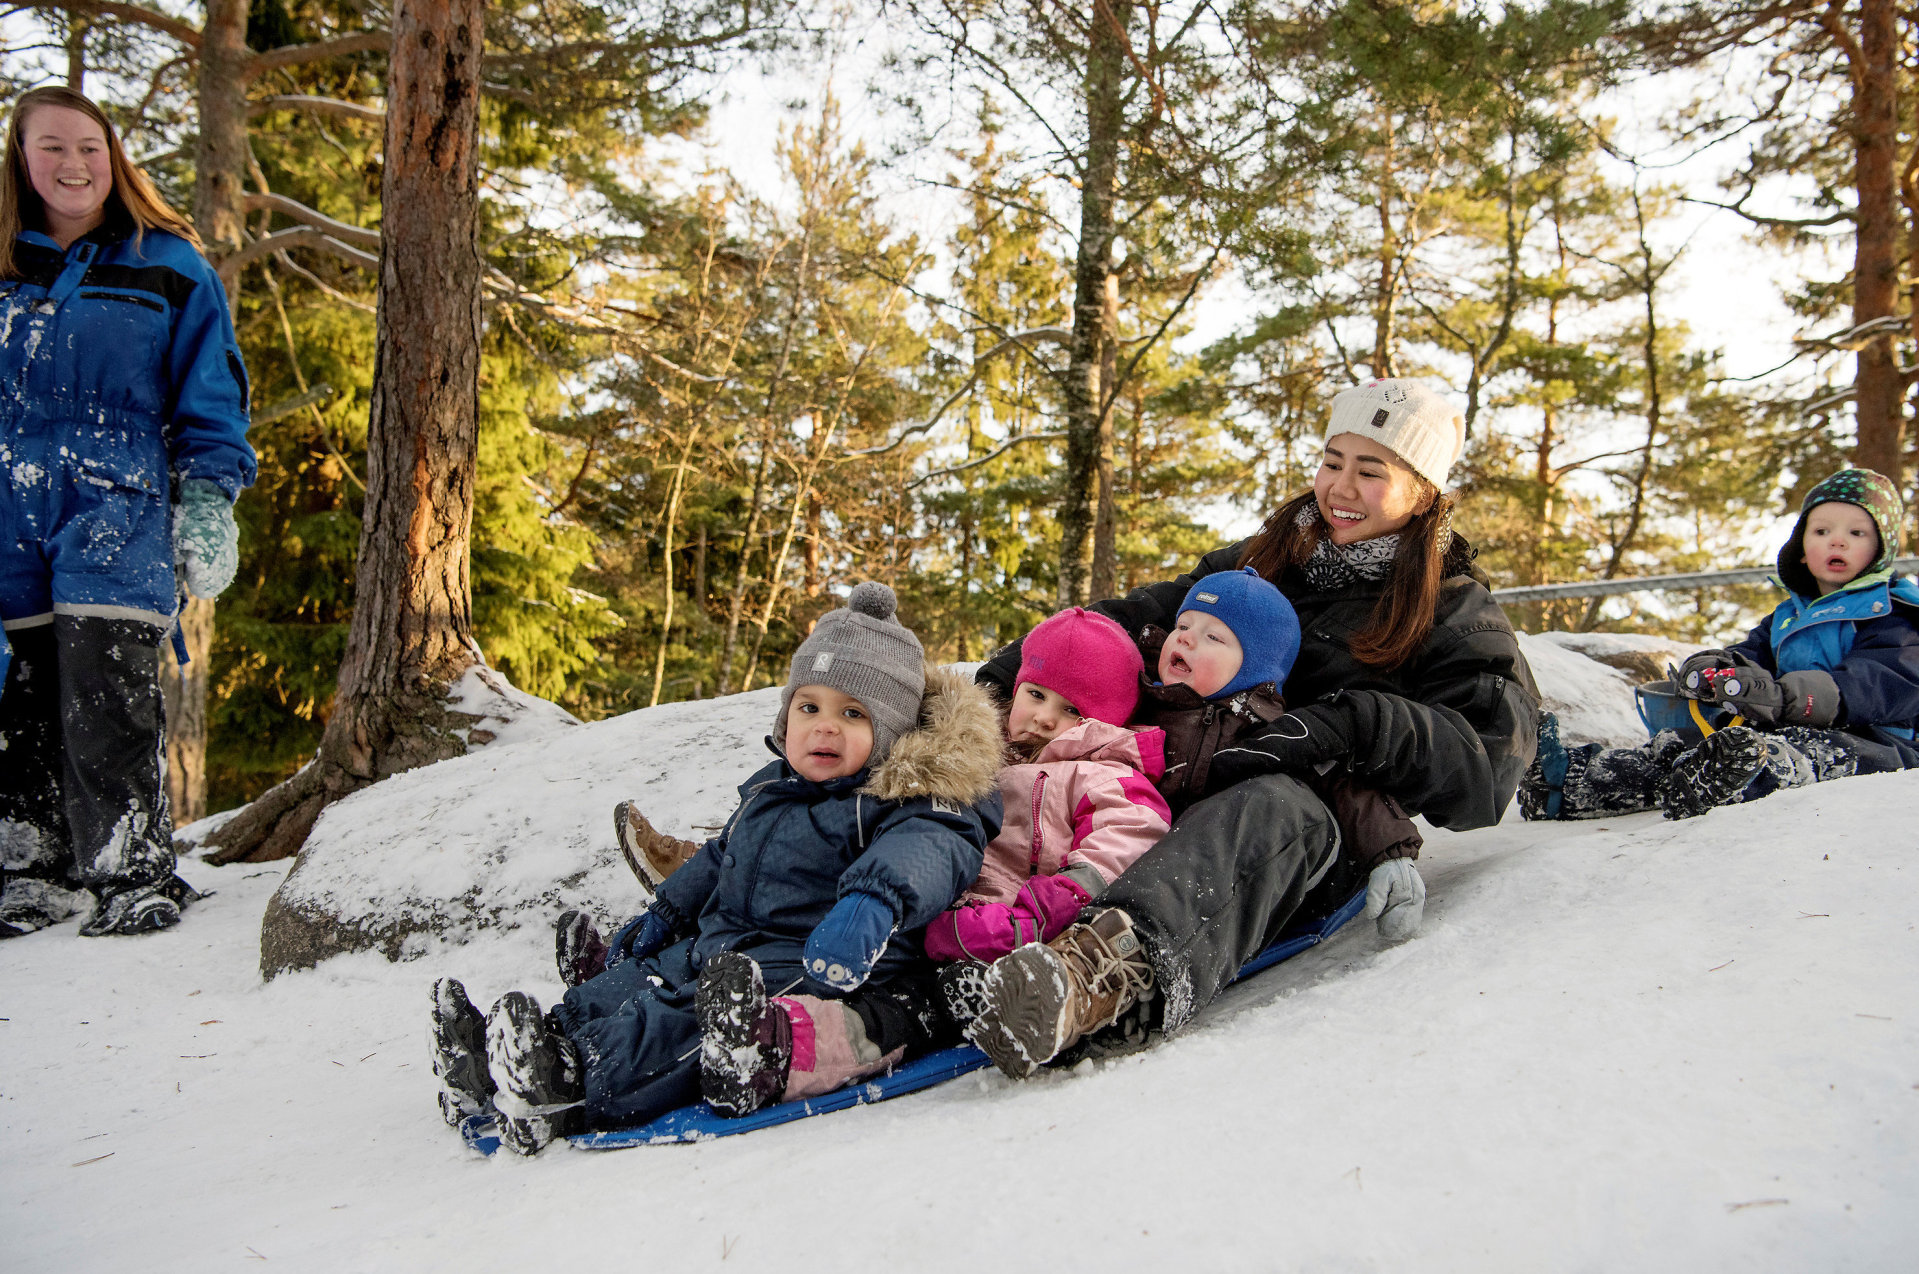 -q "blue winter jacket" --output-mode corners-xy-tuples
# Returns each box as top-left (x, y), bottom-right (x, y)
(649, 670), (1006, 986)
(1728, 572), (1919, 732)
(2, 220), (255, 496)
